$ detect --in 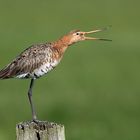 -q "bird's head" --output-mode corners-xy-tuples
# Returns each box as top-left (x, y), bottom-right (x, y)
(63, 26), (112, 46)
